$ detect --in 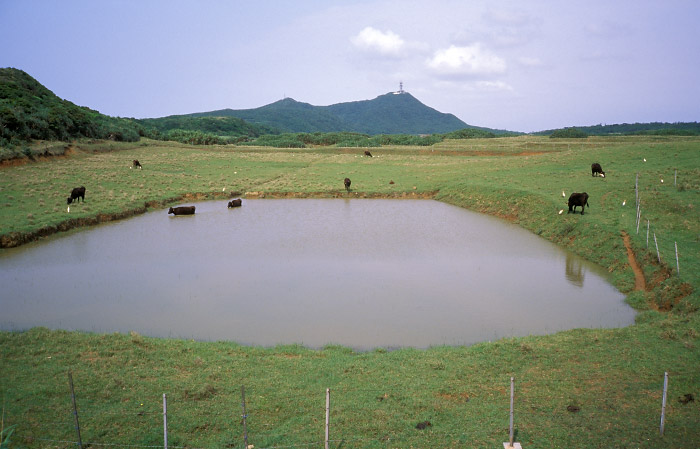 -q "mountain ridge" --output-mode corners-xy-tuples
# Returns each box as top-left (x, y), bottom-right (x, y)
(185, 91), (485, 135)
